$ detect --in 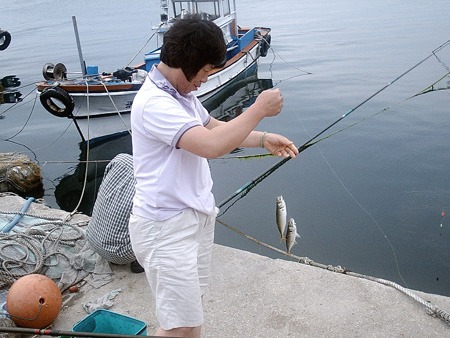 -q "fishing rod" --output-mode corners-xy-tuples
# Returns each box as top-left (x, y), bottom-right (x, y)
(217, 67), (450, 163)
(217, 39), (450, 209)
(0, 326), (177, 338)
